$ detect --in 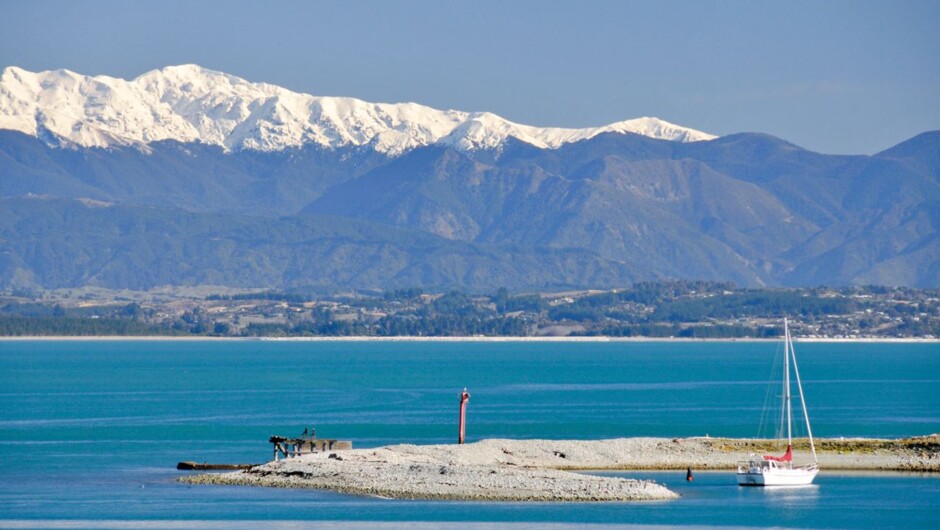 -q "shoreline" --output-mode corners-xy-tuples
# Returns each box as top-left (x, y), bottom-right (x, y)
(181, 436), (939, 502)
(2, 335), (936, 343)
